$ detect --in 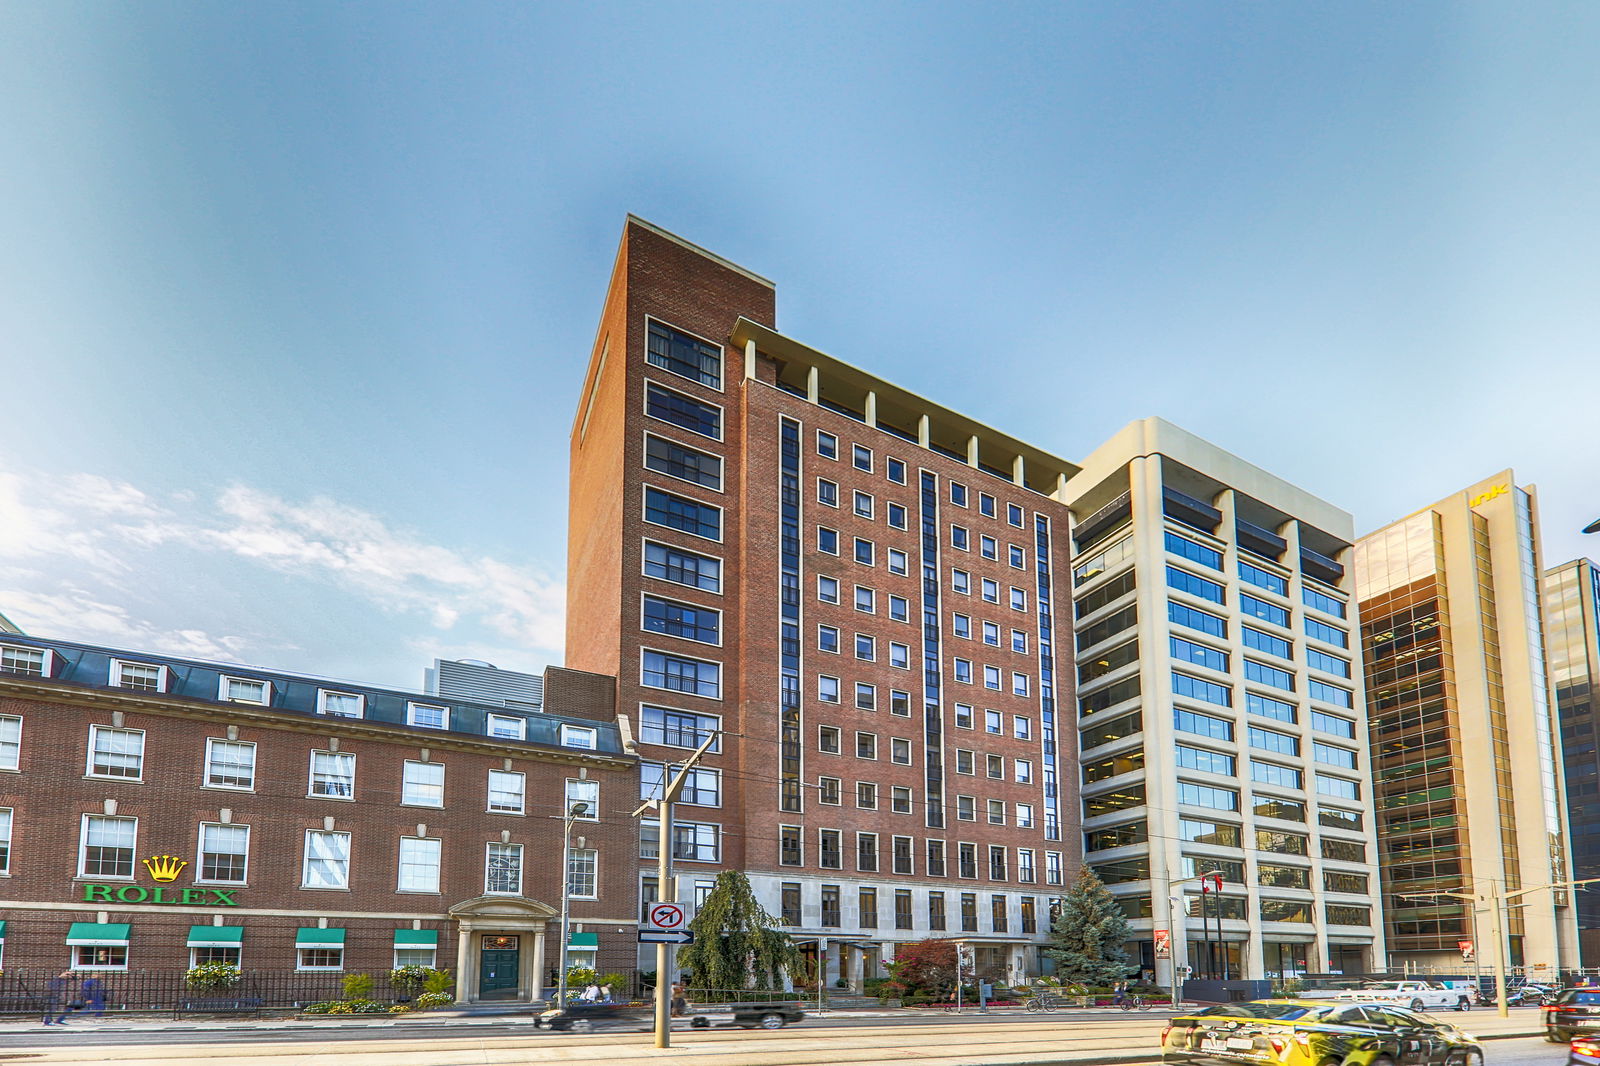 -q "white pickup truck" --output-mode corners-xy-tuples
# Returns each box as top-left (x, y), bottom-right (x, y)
(1333, 980), (1475, 1012)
